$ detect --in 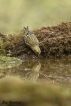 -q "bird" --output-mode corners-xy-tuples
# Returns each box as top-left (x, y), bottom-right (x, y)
(24, 26), (41, 55)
